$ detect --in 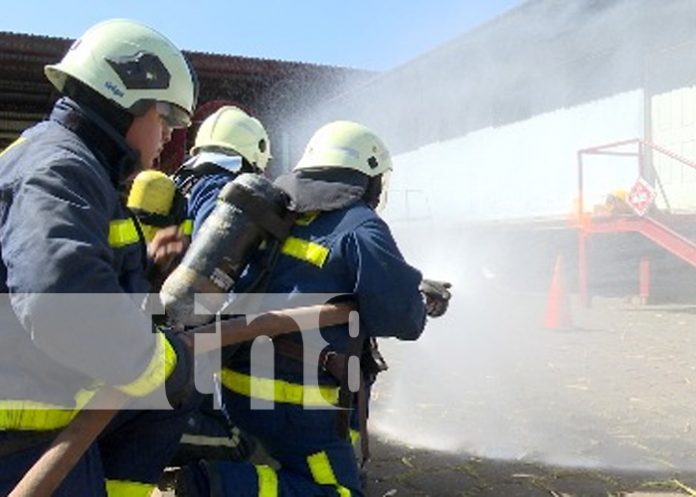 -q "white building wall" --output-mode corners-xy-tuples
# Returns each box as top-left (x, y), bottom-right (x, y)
(383, 90), (645, 224)
(651, 86), (696, 212)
